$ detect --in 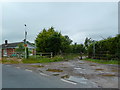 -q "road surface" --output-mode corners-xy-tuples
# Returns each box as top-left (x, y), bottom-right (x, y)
(2, 64), (97, 88)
